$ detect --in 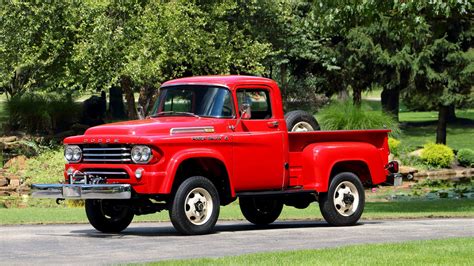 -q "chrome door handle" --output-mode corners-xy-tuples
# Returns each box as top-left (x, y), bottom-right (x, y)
(267, 121), (279, 128)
